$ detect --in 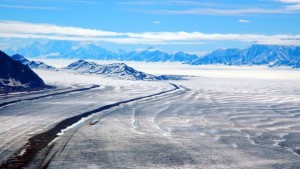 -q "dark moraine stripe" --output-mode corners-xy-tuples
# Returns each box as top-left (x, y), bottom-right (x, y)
(0, 83), (180, 169)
